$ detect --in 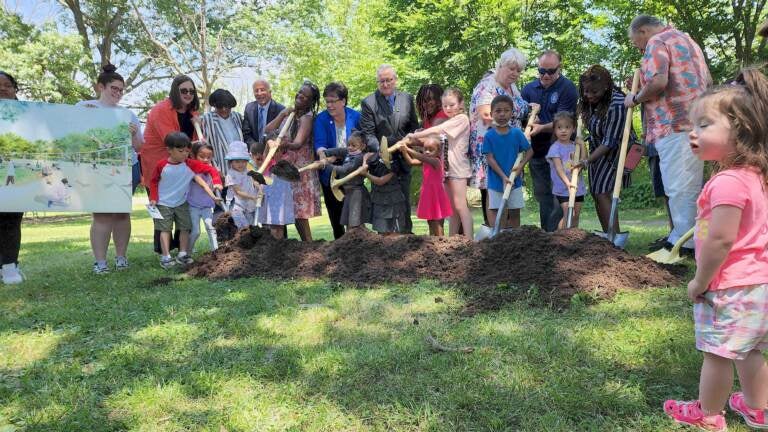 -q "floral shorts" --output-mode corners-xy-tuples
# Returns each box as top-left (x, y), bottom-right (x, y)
(694, 283), (768, 360)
